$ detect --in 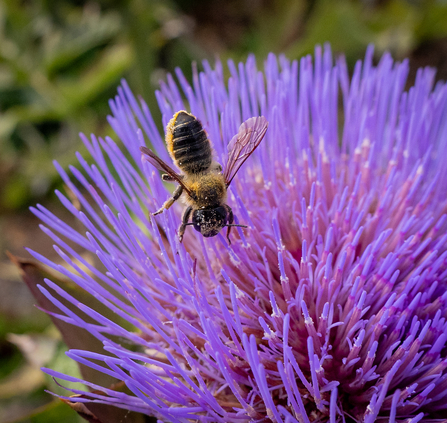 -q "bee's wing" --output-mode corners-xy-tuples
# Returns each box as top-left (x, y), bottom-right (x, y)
(223, 116), (268, 187)
(140, 146), (192, 196)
